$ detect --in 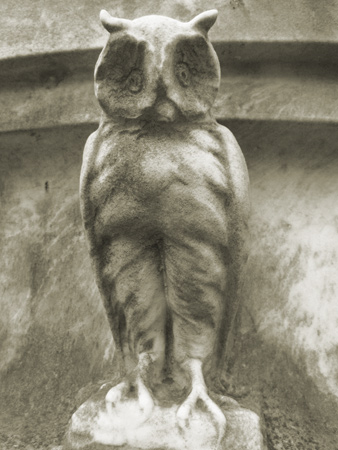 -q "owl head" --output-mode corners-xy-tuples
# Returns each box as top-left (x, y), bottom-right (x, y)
(95, 10), (220, 122)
